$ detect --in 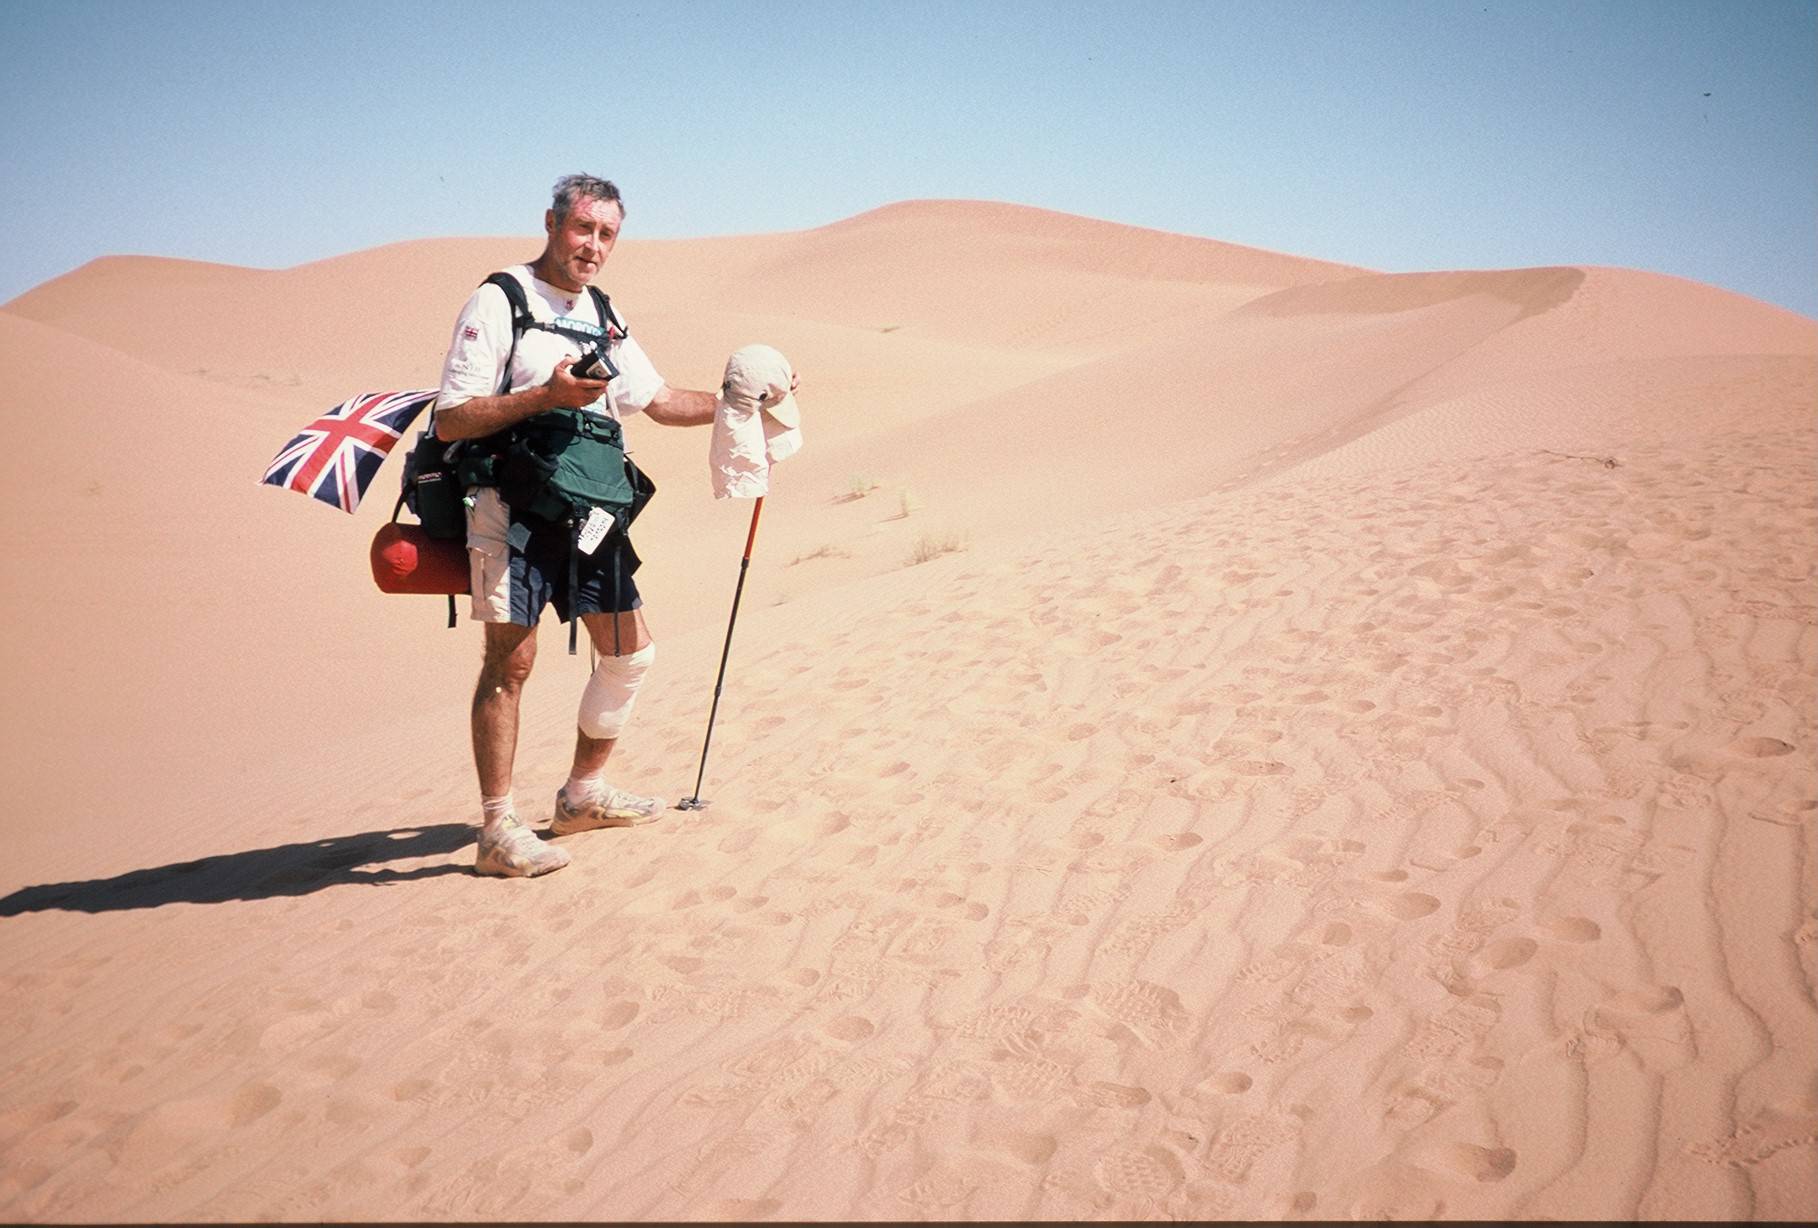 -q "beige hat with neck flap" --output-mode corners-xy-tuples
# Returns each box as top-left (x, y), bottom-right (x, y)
(721, 344), (800, 428)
